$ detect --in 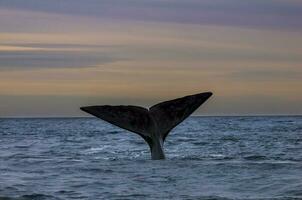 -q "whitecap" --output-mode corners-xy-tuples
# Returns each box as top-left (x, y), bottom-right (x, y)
(83, 145), (110, 154)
